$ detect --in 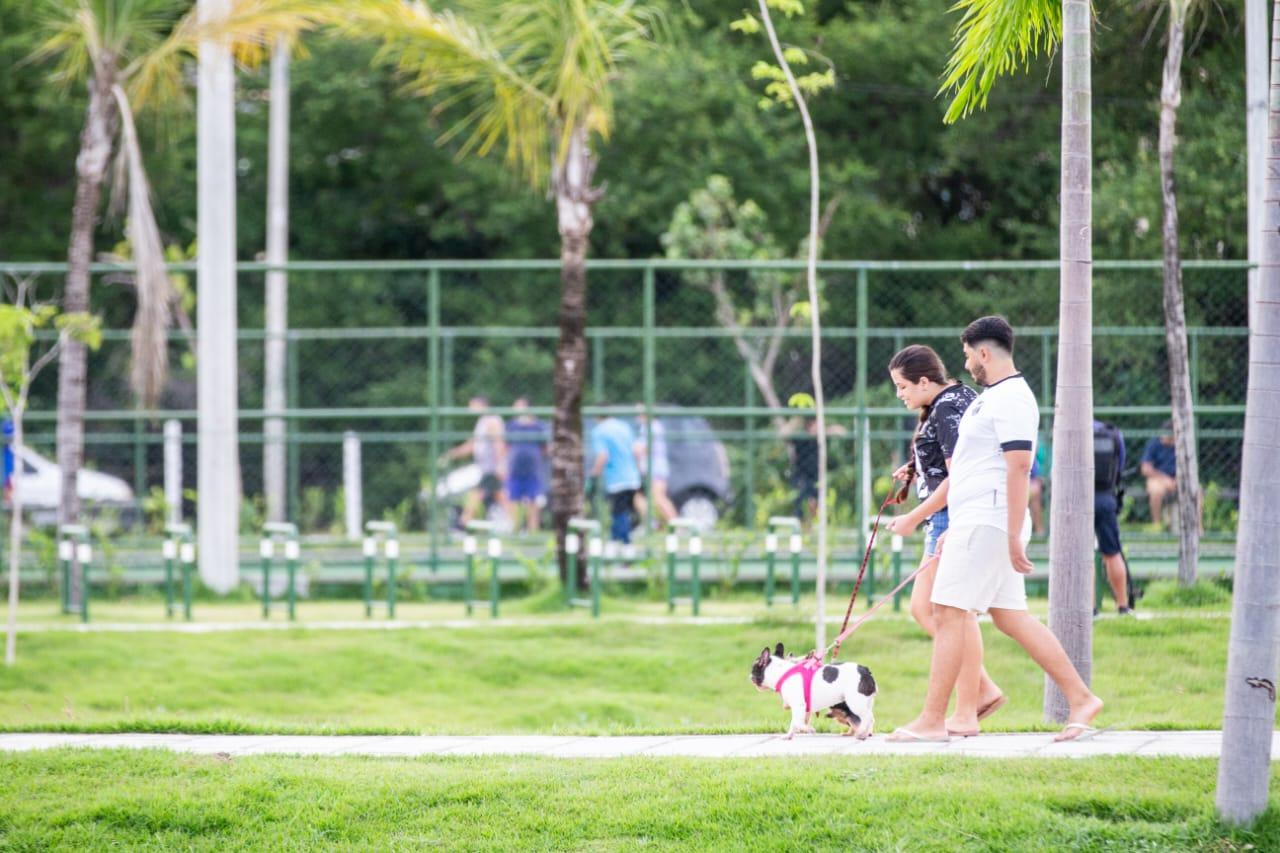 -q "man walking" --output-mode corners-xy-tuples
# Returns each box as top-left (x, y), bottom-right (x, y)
(888, 316), (1103, 743)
